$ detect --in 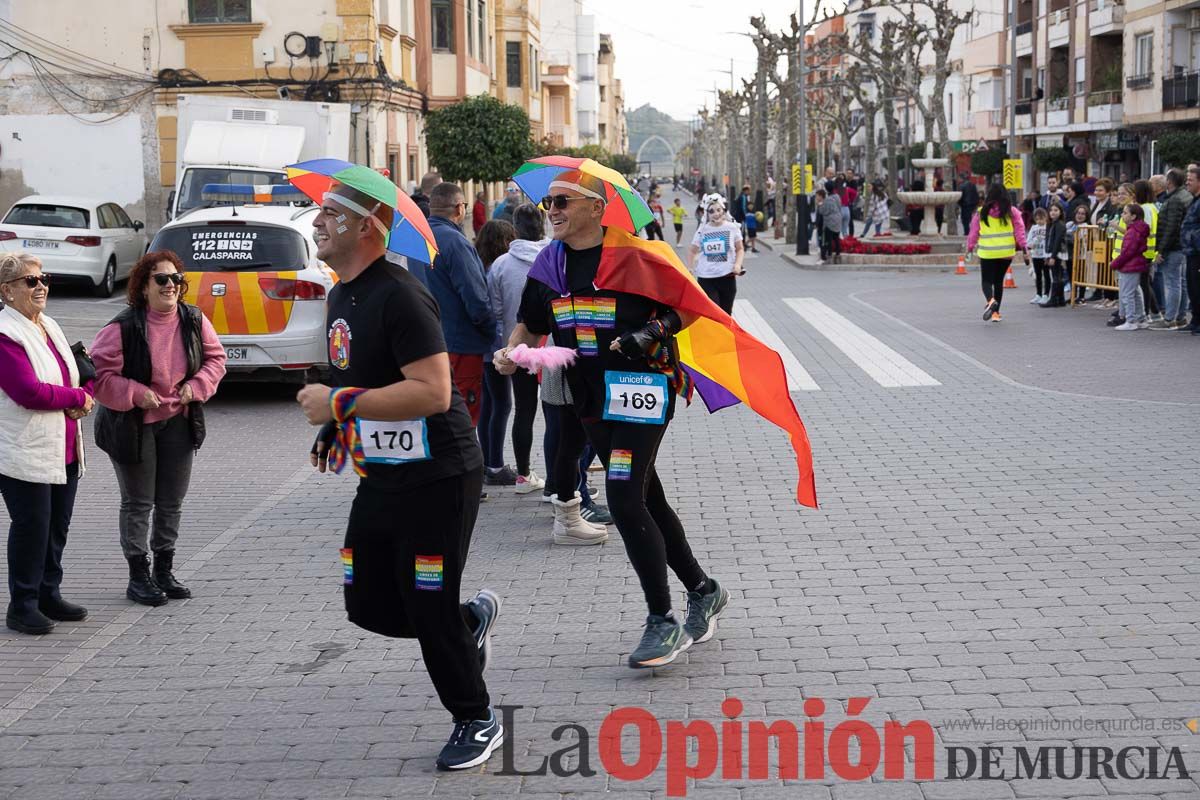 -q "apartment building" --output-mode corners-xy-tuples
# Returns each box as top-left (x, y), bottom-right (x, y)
(1001, 0), (1199, 181)
(0, 0), (434, 223)
(597, 33), (628, 154)
(541, 1), (599, 146)
(495, 0), (543, 141)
